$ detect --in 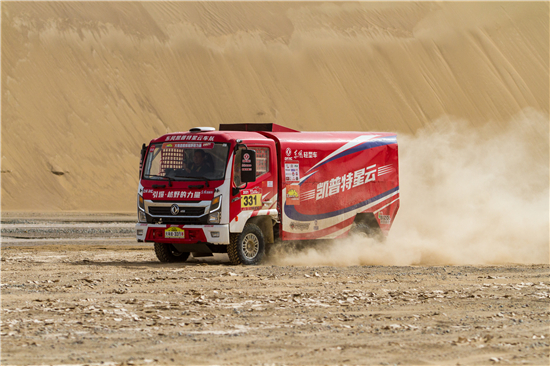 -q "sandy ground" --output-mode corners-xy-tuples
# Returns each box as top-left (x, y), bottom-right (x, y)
(1, 215), (549, 365)
(1, 1), (548, 212)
